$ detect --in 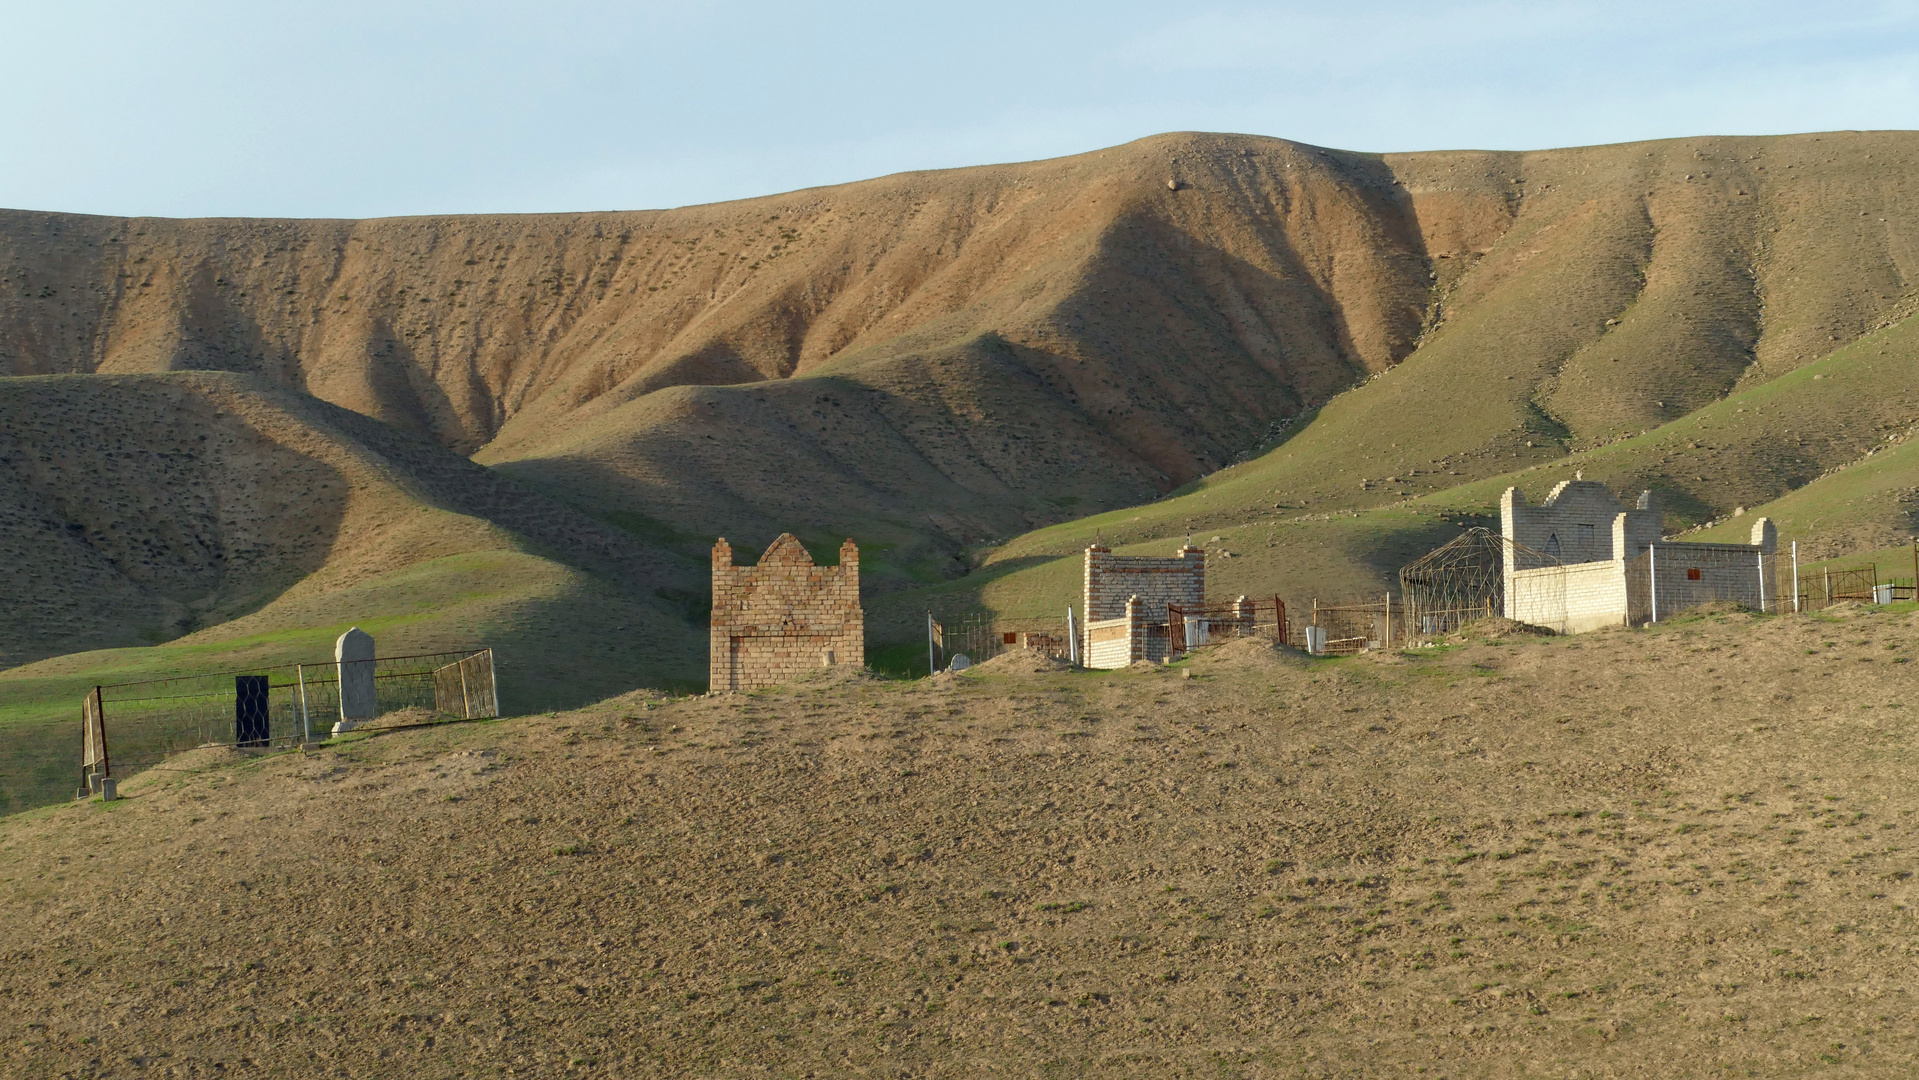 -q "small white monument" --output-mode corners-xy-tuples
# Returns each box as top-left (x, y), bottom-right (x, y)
(331, 627), (376, 736)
